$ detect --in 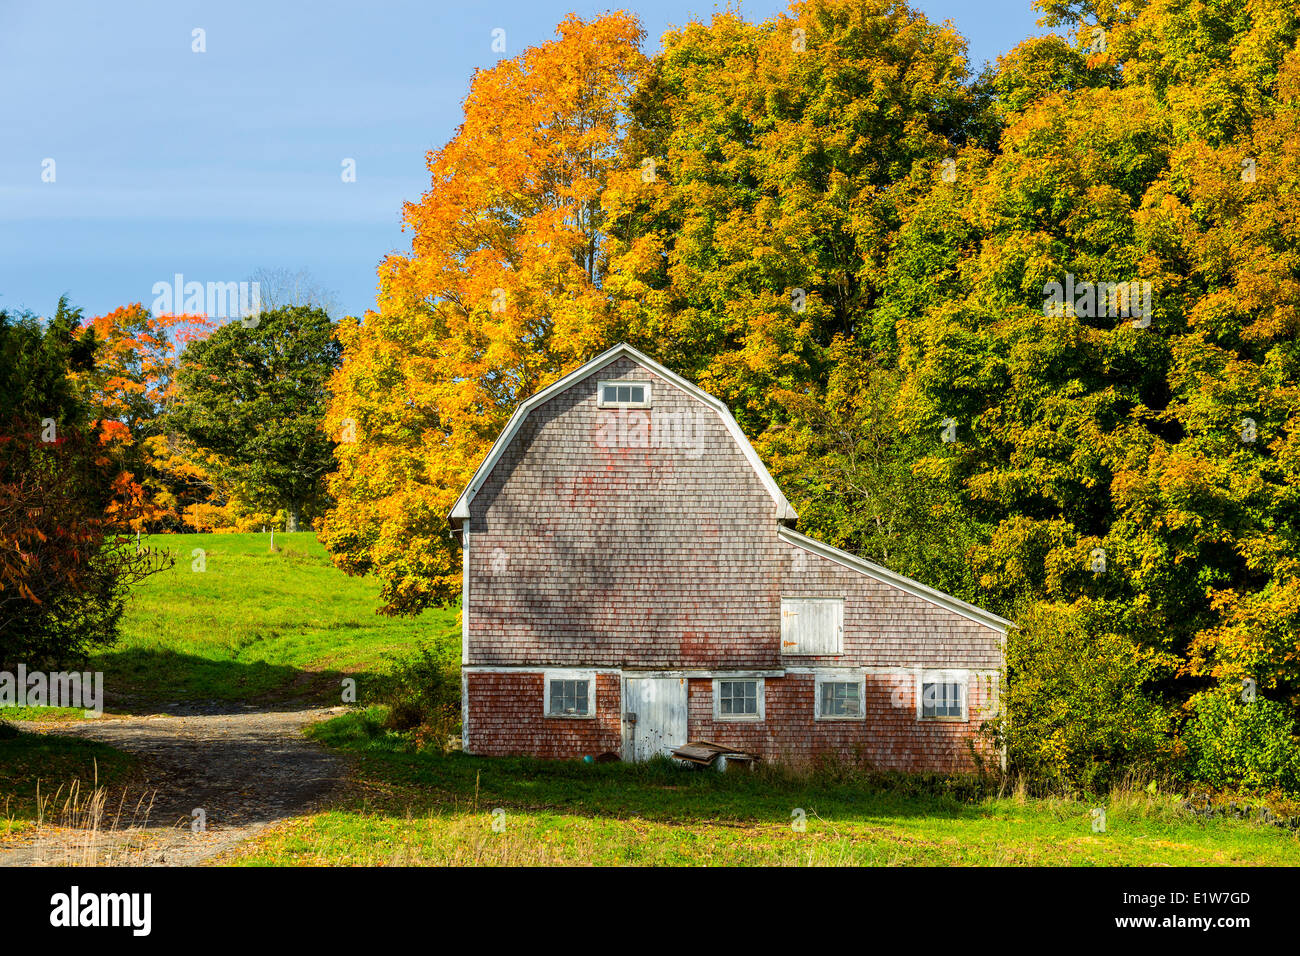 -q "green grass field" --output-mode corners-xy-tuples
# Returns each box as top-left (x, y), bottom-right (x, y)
(3, 531), (450, 830)
(8, 531), (1300, 865)
(90, 532), (457, 710)
(228, 709), (1300, 866)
